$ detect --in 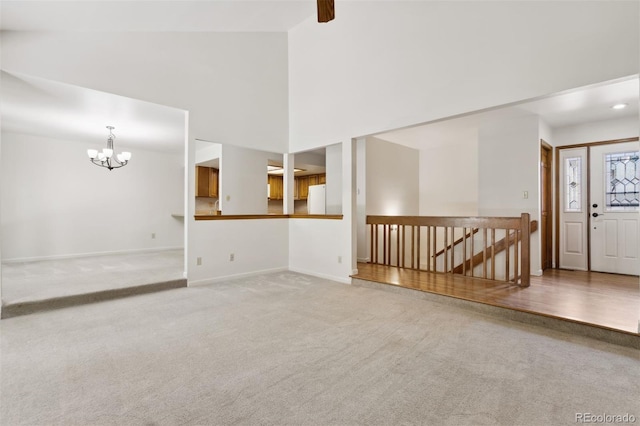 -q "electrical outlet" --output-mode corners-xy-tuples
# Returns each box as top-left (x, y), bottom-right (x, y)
(226, 195), (231, 201)
(229, 253), (235, 261)
(151, 233), (156, 239)
(338, 256), (342, 264)
(523, 191), (528, 199)
(196, 257), (202, 266)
